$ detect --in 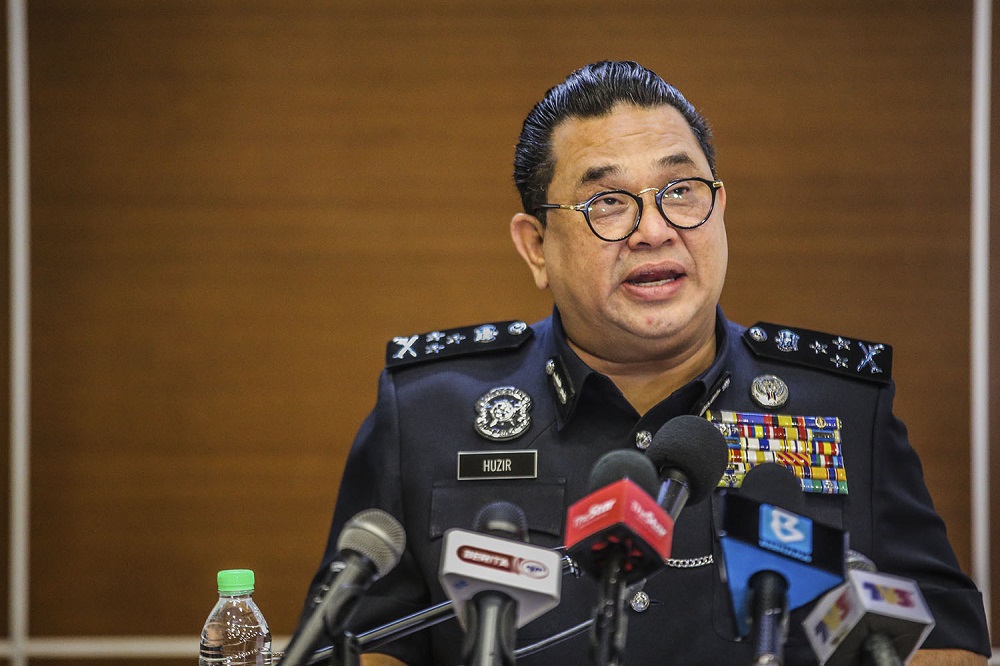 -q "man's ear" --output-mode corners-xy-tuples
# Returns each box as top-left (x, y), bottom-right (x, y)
(510, 212), (548, 290)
